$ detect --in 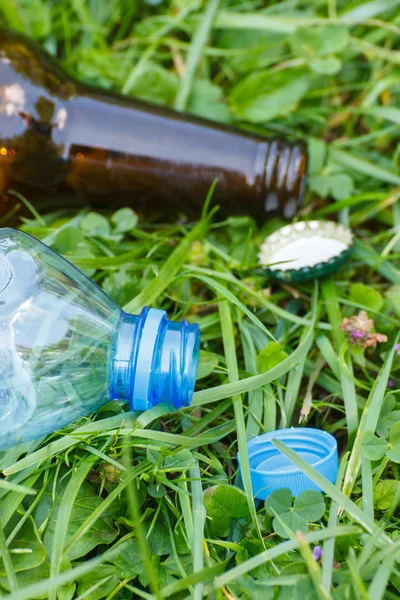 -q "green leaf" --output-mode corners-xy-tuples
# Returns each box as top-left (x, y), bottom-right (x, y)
(66, 241), (97, 277)
(308, 138), (327, 175)
(196, 351), (220, 380)
(386, 422), (400, 462)
(294, 575), (315, 597)
(203, 484), (249, 537)
(309, 172), (354, 200)
(289, 27), (323, 58)
(256, 342), (288, 373)
(293, 490), (325, 521)
(218, 29), (285, 73)
(230, 70), (310, 123)
(0, 562), (49, 598)
(52, 226), (85, 254)
(318, 25), (349, 55)
(308, 174), (332, 198)
(128, 62), (178, 105)
(373, 480), (400, 510)
(76, 565), (119, 600)
(21, 0), (51, 38)
(361, 431), (388, 461)
(329, 173), (355, 200)
(80, 212), (111, 238)
(0, 516), (46, 576)
(385, 286), (400, 319)
(289, 25), (349, 58)
(56, 563), (76, 600)
(389, 422), (400, 444)
(112, 538), (146, 579)
(350, 283), (383, 312)
(386, 444), (400, 463)
(34, 474), (118, 561)
(111, 208), (138, 233)
(309, 56), (342, 75)
(147, 447), (161, 465)
(147, 521), (173, 556)
(188, 79), (232, 123)
(265, 489), (325, 539)
(265, 488), (293, 516)
(113, 523), (172, 589)
(272, 510), (307, 539)
(148, 483), (167, 498)
(102, 269), (141, 306)
(376, 396), (400, 438)
(162, 449), (196, 472)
